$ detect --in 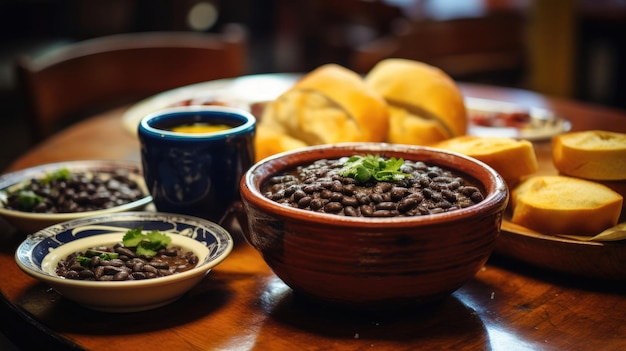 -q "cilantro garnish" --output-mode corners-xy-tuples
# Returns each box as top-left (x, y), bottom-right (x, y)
(122, 227), (172, 257)
(76, 250), (119, 267)
(339, 154), (412, 183)
(16, 190), (42, 211)
(42, 168), (72, 184)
